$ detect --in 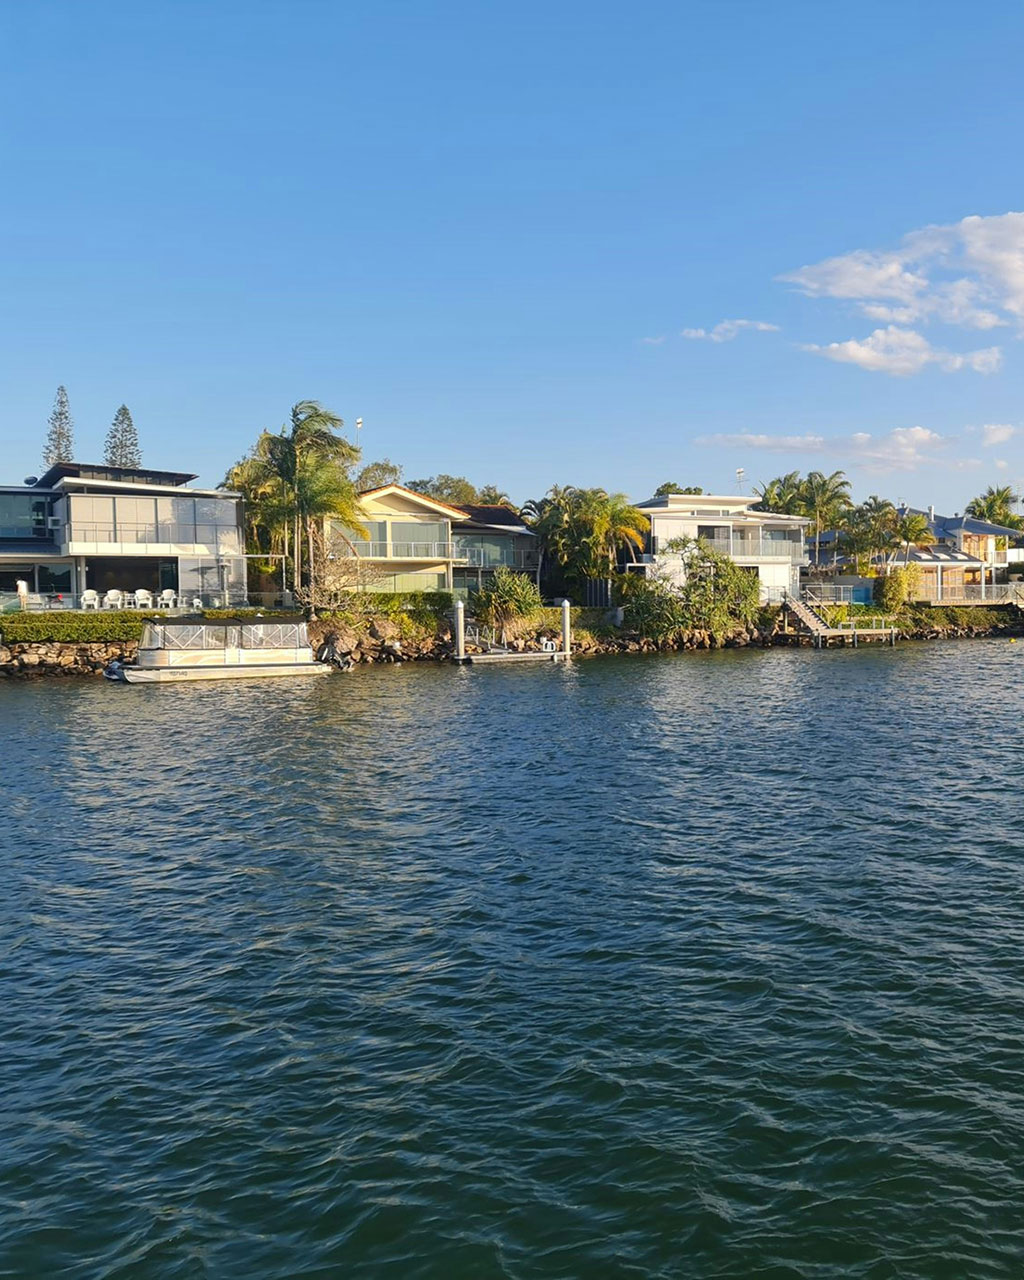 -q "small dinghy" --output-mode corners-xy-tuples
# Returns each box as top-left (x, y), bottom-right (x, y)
(105, 618), (331, 684)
